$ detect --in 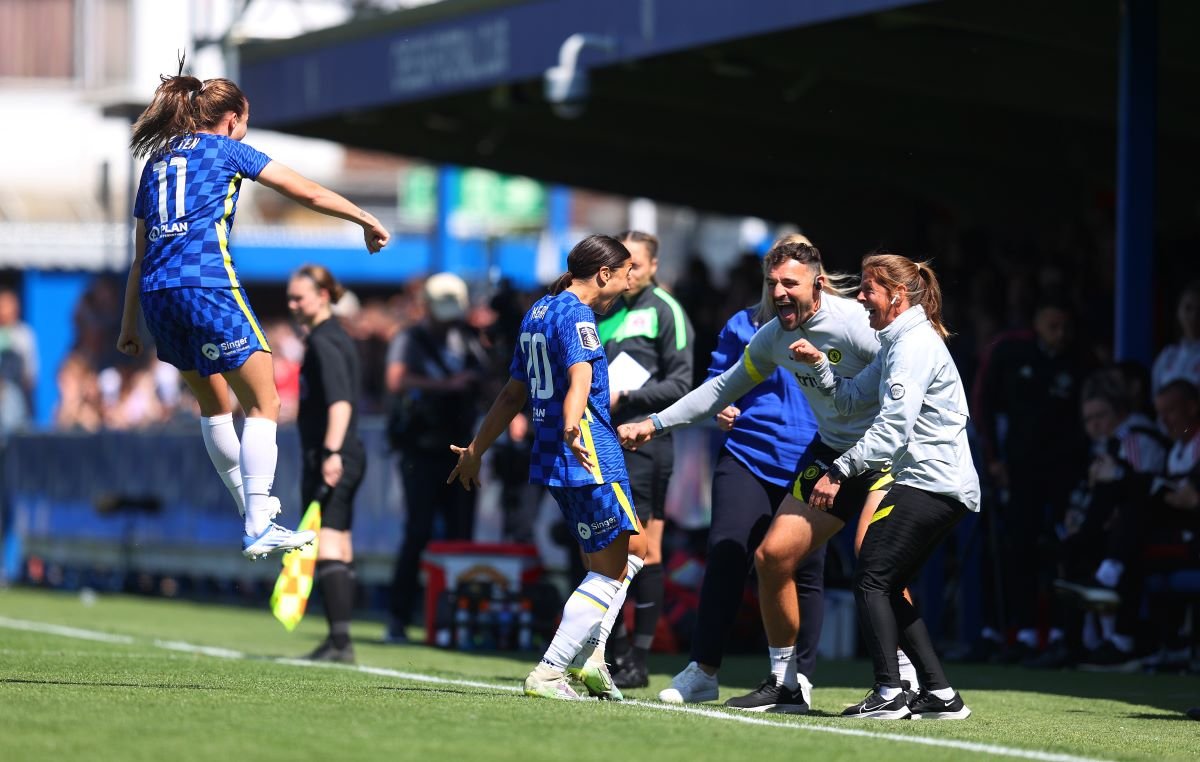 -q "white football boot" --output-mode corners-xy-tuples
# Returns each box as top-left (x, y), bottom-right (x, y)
(242, 523), (316, 560)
